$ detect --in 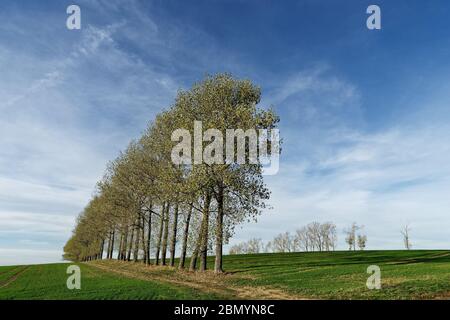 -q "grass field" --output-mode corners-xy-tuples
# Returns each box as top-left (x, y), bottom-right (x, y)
(1, 250), (449, 300)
